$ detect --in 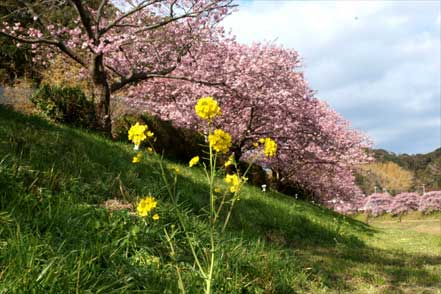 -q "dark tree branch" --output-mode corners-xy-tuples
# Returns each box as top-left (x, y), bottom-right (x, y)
(0, 29), (88, 67)
(56, 42), (88, 67)
(96, 0), (108, 27)
(105, 64), (124, 78)
(148, 74), (226, 87)
(0, 30), (58, 45)
(110, 66), (176, 92)
(70, 0), (96, 41)
(110, 69), (227, 93)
